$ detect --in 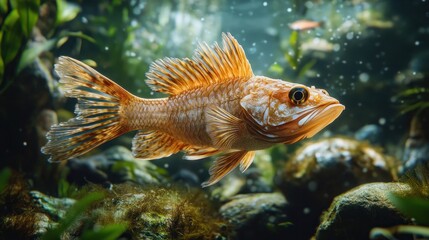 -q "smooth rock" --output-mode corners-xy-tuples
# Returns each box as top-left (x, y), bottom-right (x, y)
(316, 182), (412, 240)
(66, 146), (168, 186)
(277, 137), (397, 239)
(220, 192), (290, 240)
(30, 190), (75, 220)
